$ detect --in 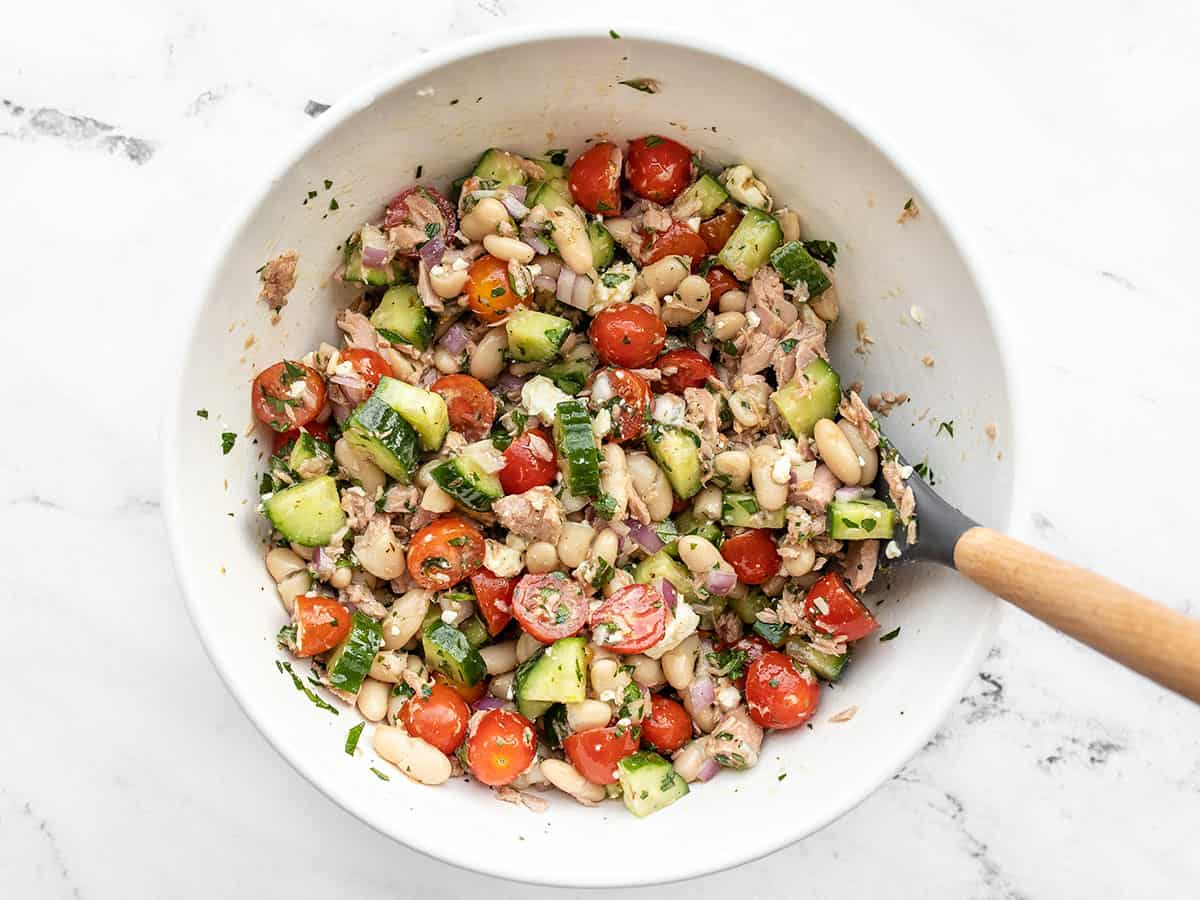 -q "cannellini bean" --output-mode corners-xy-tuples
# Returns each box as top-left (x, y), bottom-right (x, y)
(662, 634), (700, 691)
(809, 266), (839, 322)
(369, 650), (409, 683)
(714, 450), (751, 489)
(275, 572), (310, 614)
(420, 482), (456, 513)
(386, 687), (408, 724)
(750, 445), (789, 512)
(433, 347), (461, 374)
(672, 738), (709, 783)
(588, 643), (619, 663)
(712, 311), (746, 341)
(353, 523), (407, 580)
(430, 265), (469, 299)
(557, 522), (596, 569)
(524, 541), (559, 574)
(626, 654), (666, 688)
(482, 234), (535, 264)
(566, 699), (613, 732)
(489, 671), (516, 700)
(382, 589), (432, 650)
(774, 208), (802, 243)
(334, 438), (386, 497)
(638, 256), (689, 297)
(373, 726), (452, 785)
(592, 530), (620, 567)
(660, 274), (711, 327)
(692, 487), (723, 521)
(589, 658), (620, 699)
(381, 348), (421, 384)
(516, 631), (545, 664)
(838, 419), (878, 486)
(627, 452), (673, 521)
(599, 444), (629, 521)
(718, 289), (748, 313)
(813, 418), (862, 485)
(783, 541), (816, 577)
(729, 389), (762, 428)
(678, 535), (734, 579)
(266, 547), (307, 583)
(480, 641), (519, 676)
(356, 678), (390, 722)
(469, 327), (508, 383)
(603, 217), (634, 244)
(541, 759), (607, 804)
(460, 197), (510, 242)
(289, 542), (316, 562)
(549, 205), (593, 274)
(328, 566), (352, 589)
